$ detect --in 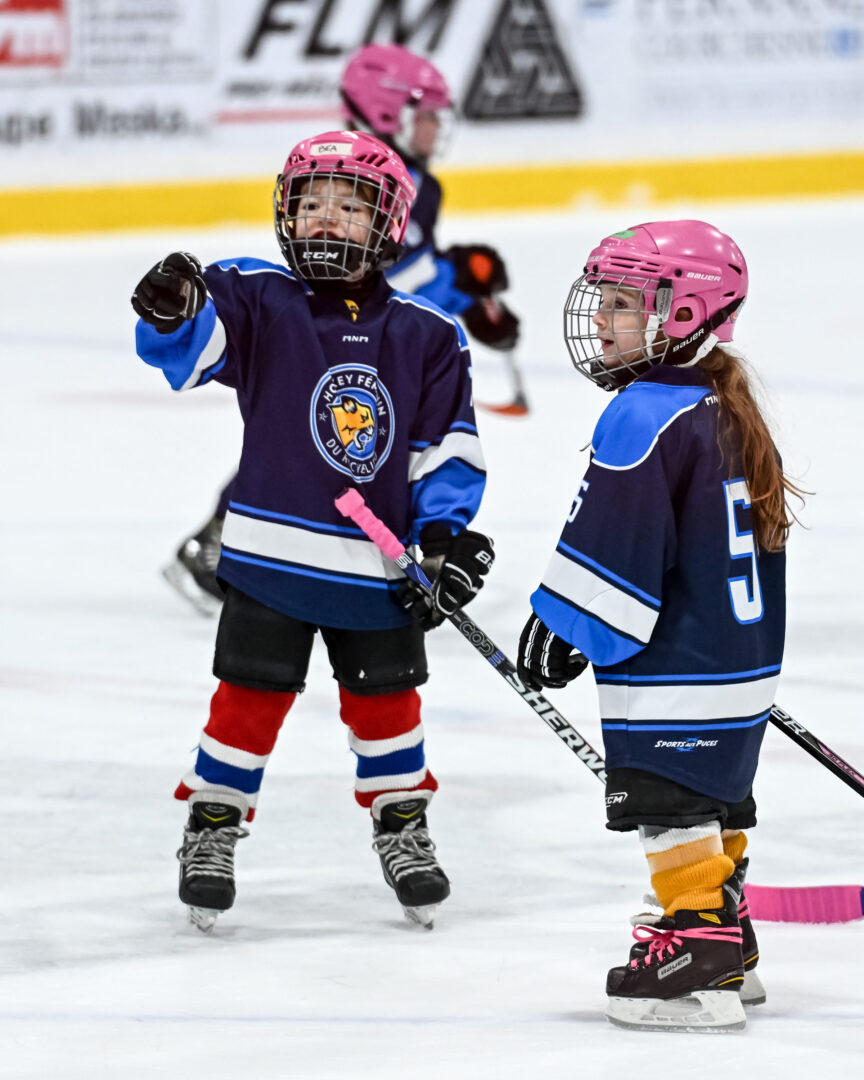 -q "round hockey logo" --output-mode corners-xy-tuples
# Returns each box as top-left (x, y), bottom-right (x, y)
(310, 364), (394, 482)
